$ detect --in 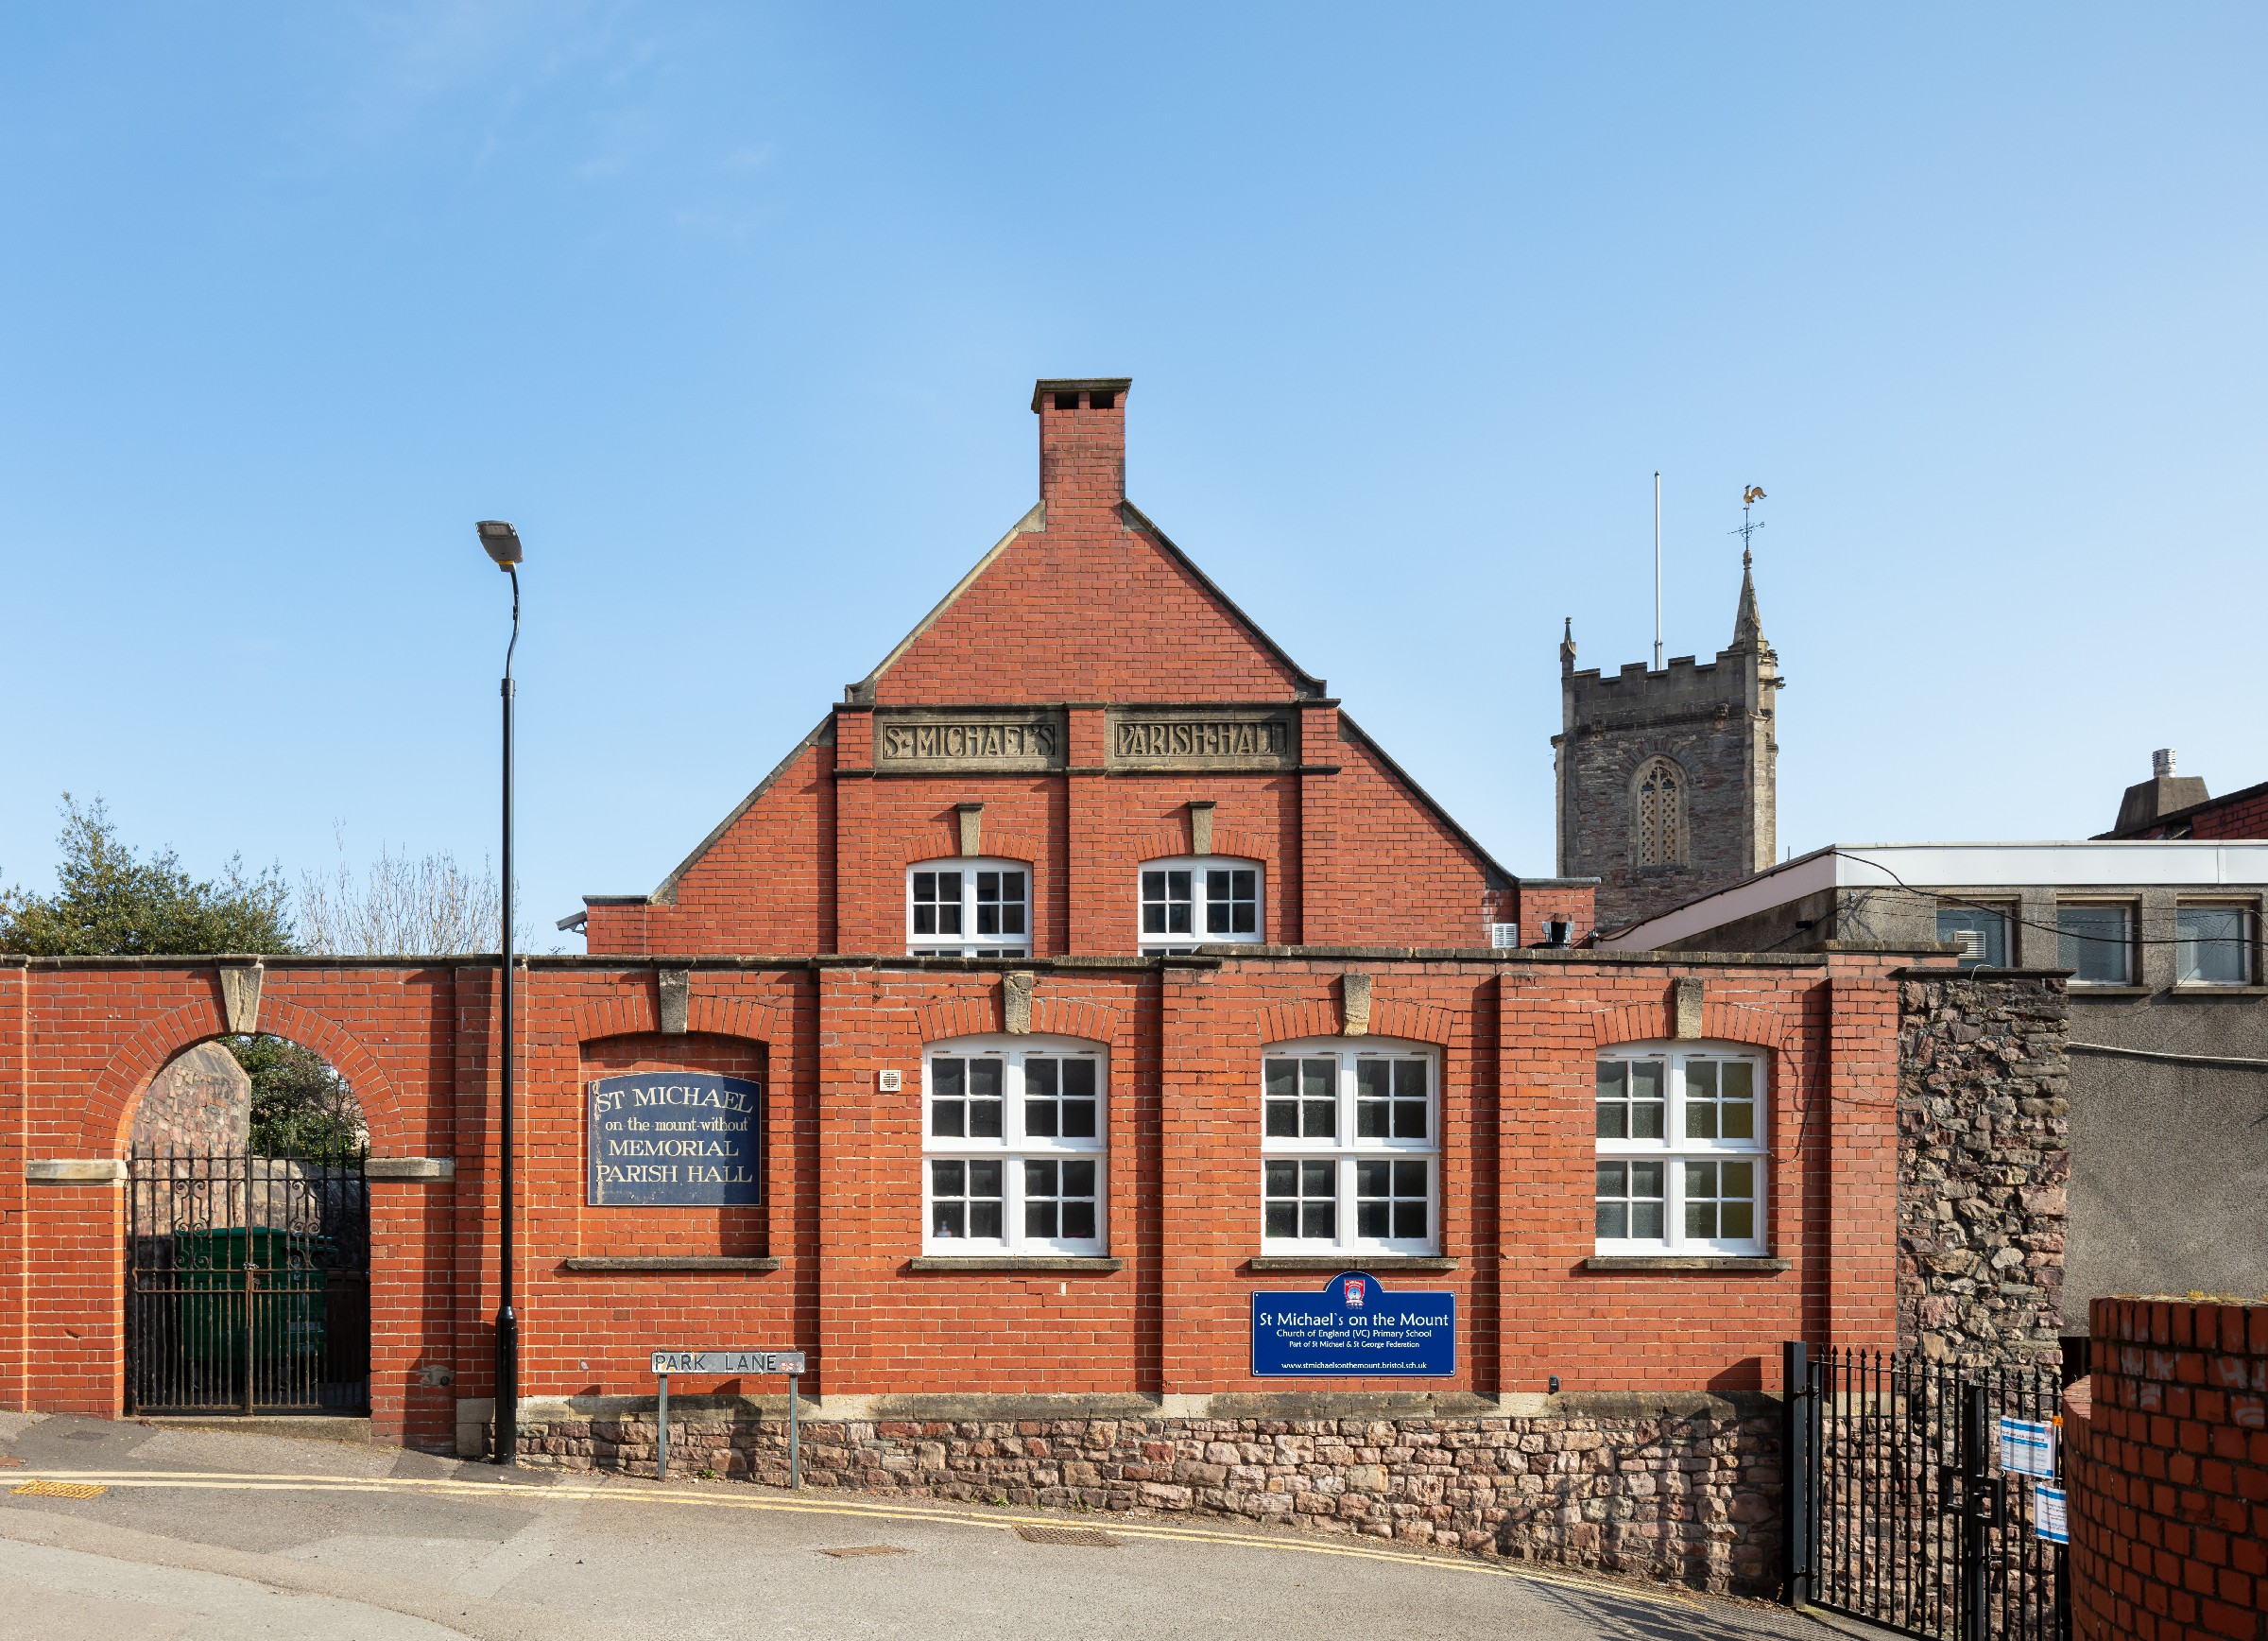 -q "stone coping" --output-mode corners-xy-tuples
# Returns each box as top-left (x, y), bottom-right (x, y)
(3, 945), (1839, 971)
(490, 1388), (1779, 1422)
